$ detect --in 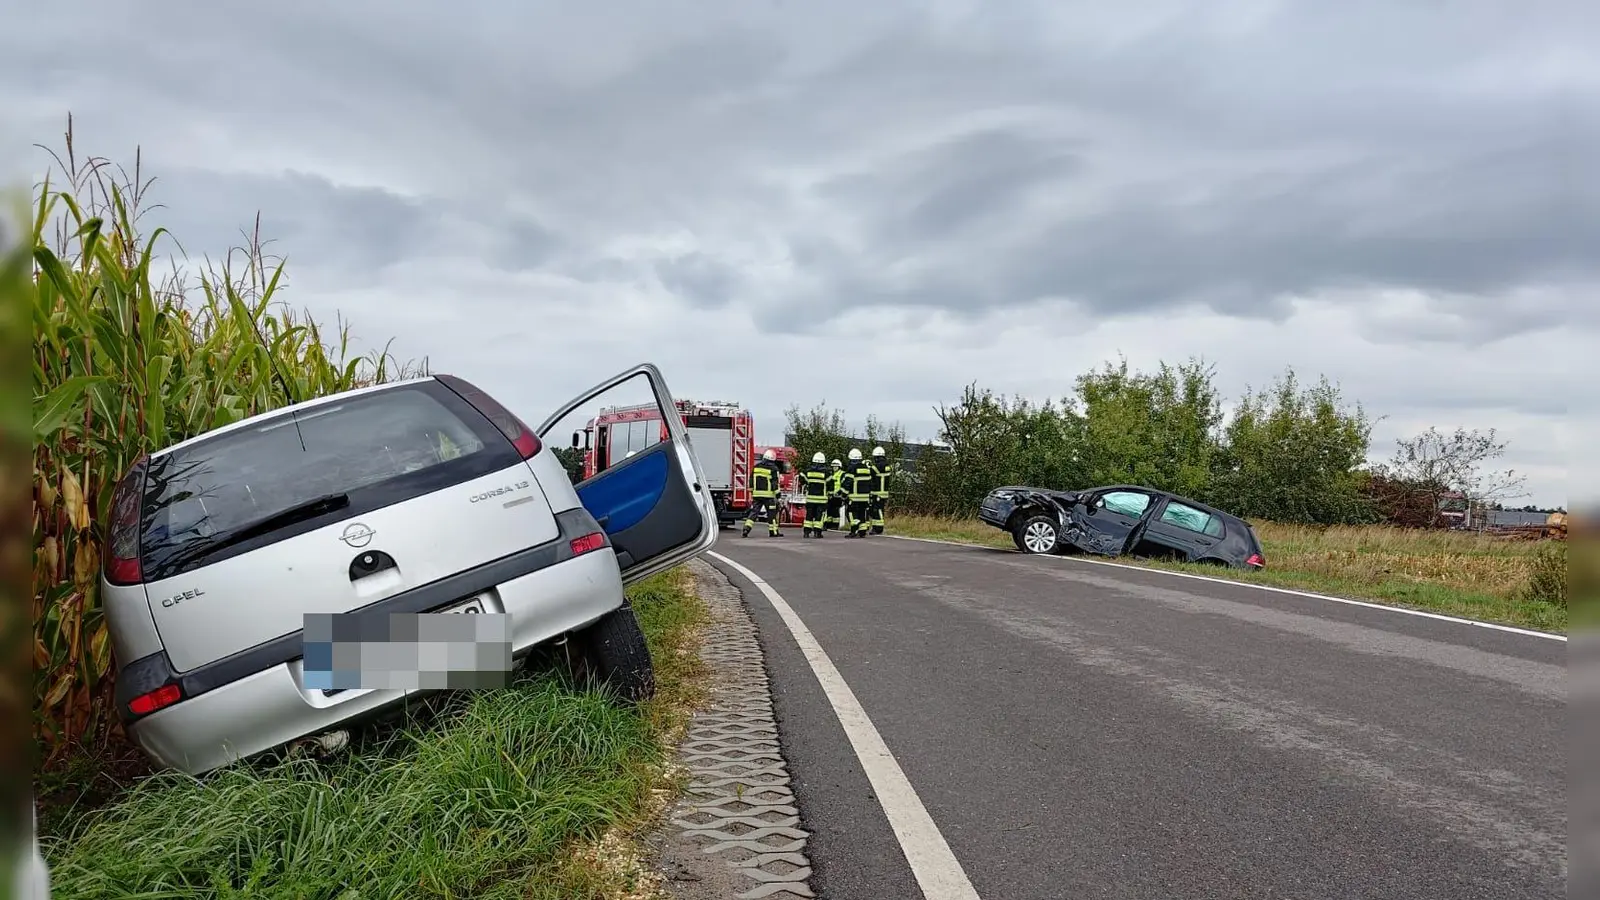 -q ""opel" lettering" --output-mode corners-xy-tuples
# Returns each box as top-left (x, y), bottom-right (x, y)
(162, 588), (206, 608)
